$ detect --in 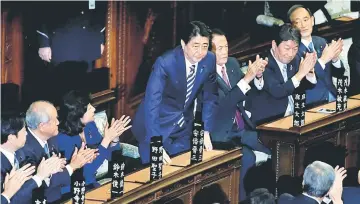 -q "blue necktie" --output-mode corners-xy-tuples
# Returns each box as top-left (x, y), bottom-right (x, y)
(177, 64), (196, 127)
(308, 42), (315, 53)
(44, 143), (50, 158)
(14, 154), (19, 170)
